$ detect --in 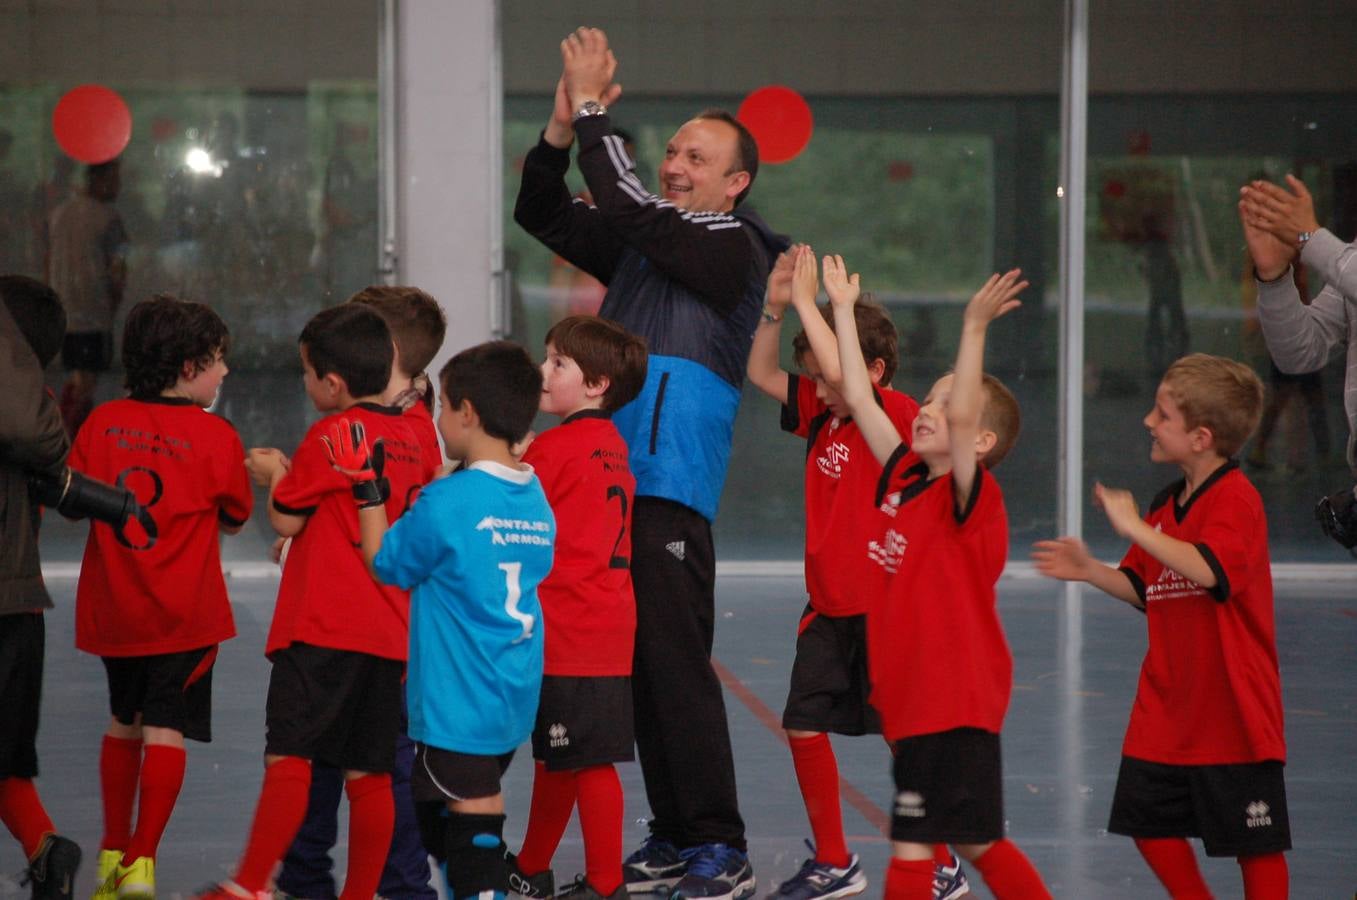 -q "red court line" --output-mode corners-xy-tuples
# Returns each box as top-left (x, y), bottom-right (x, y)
(711, 657), (891, 835)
